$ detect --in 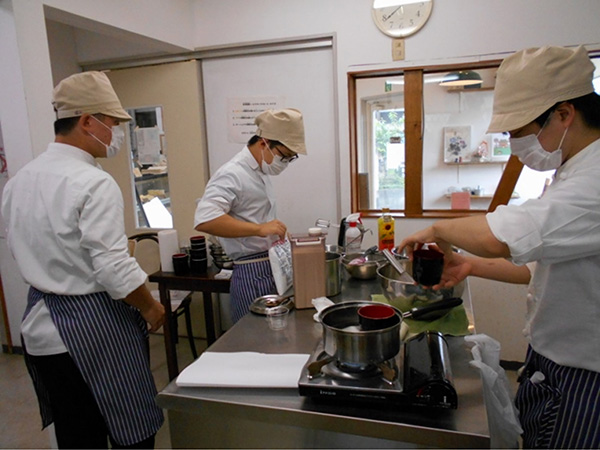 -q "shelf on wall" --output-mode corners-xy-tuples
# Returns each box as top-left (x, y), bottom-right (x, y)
(444, 159), (508, 165)
(444, 192), (520, 200)
(445, 86), (495, 93)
